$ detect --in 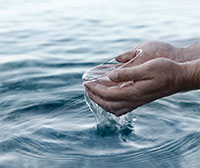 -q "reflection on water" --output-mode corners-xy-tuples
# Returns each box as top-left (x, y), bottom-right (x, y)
(0, 0), (200, 167)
